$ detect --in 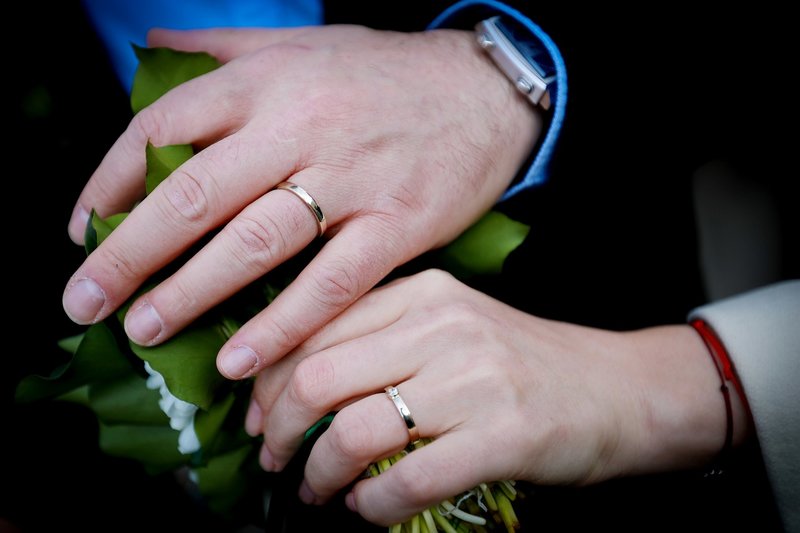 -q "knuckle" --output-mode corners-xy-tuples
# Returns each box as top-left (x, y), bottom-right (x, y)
(465, 358), (511, 394)
(87, 174), (125, 210)
(130, 106), (168, 145)
(325, 410), (375, 463)
(360, 214), (411, 255)
(224, 213), (288, 273)
(159, 168), (210, 224)
(102, 247), (141, 279)
(262, 313), (304, 355)
(295, 88), (344, 127)
(165, 277), (200, 312)
(377, 182), (422, 220)
(96, 244), (141, 283)
(391, 462), (439, 508)
(442, 300), (485, 330)
(415, 269), (456, 292)
(305, 259), (364, 312)
(287, 356), (335, 412)
(423, 299), (482, 335)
